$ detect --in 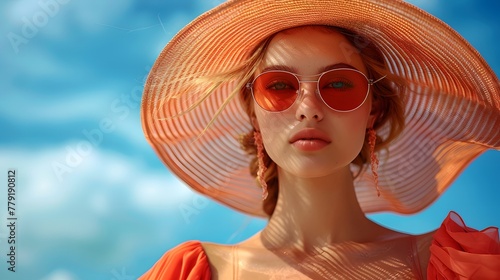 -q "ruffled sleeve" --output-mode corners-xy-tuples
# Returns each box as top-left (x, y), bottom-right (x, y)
(139, 241), (211, 280)
(428, 211), (500, 279)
